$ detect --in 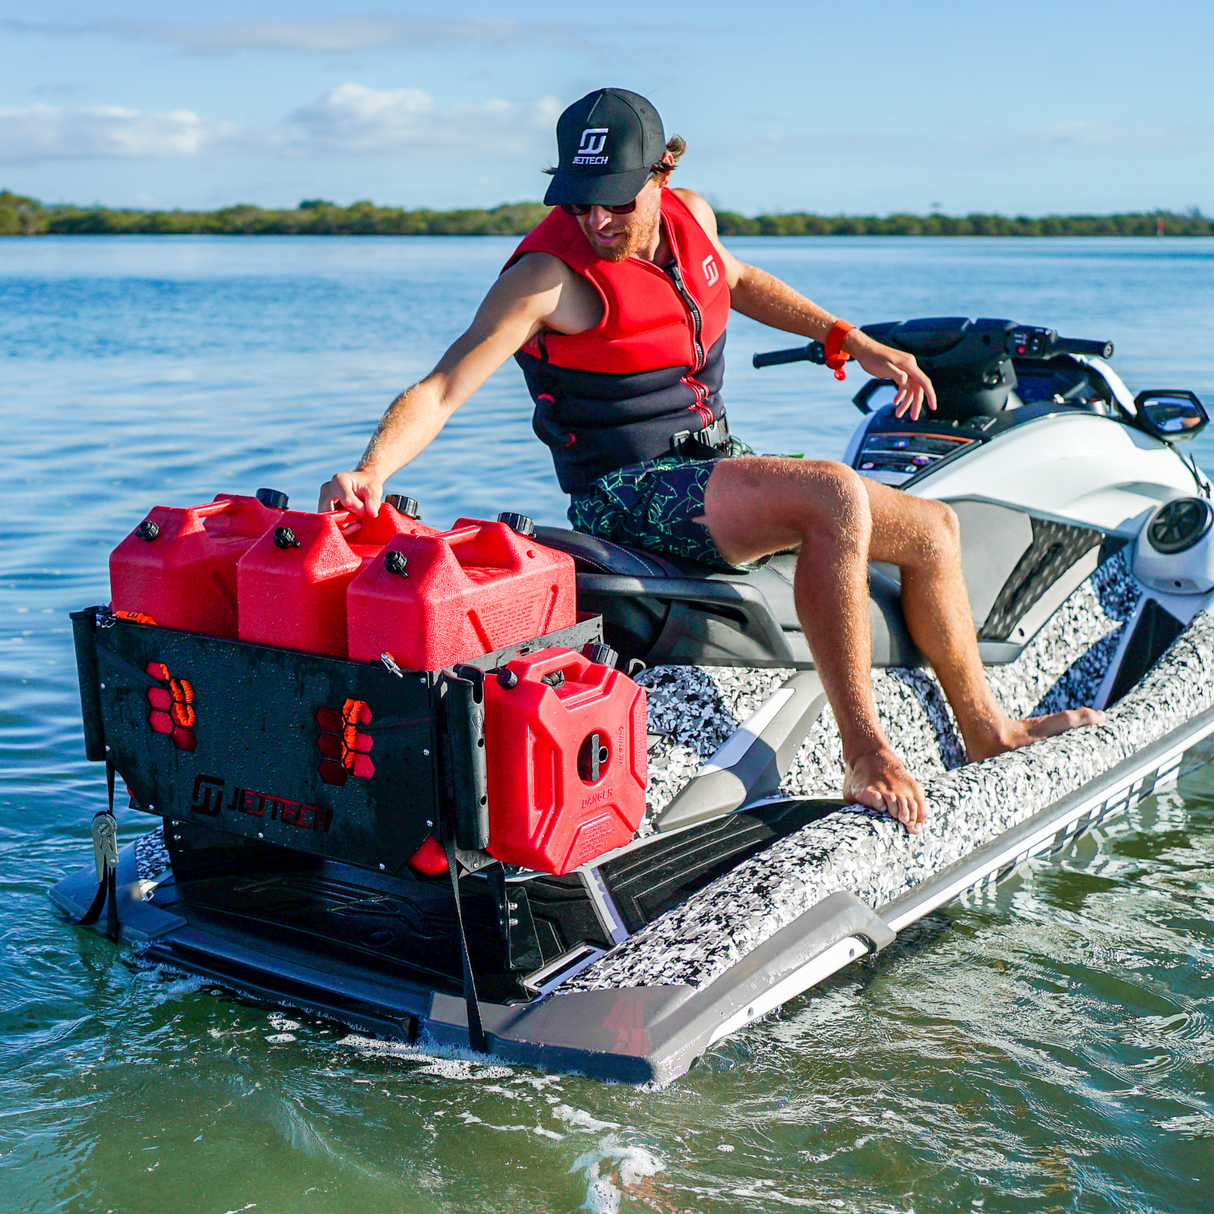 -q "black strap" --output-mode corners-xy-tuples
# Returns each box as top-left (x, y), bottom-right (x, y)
(443, 830), (488, 1054)
(104, 763), (120, 941)
(76, 865), (110, 928)
(75, 762), (121, 942)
